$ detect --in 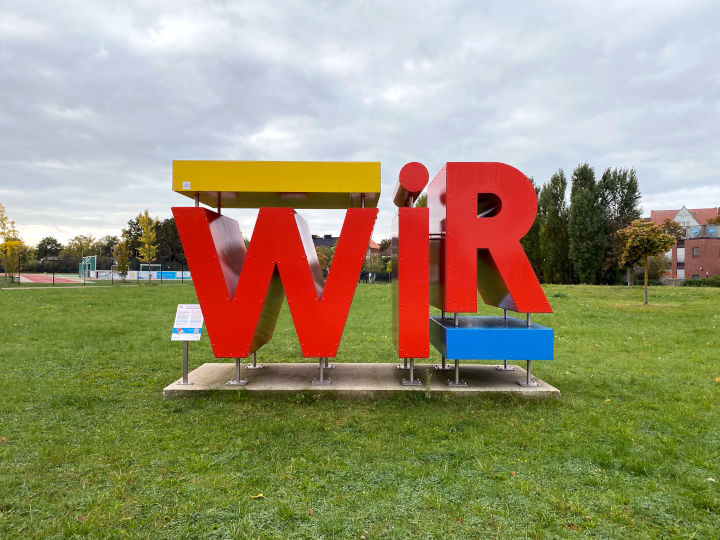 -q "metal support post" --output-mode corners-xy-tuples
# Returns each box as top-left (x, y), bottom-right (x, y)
(526, 313), (531, 327)
(194, 193), (200, 207)
(397, 357), (409, 370)
(227, 357), (248, 386)
(312, 357), (332, 385)
(503, 309), (507, 320)
(217, 192), (222, 214)
(441, 309), (445, 320)
(402, 358), (422, 386)
(454, 313), (459, 327)
(517, 360), (539, 387)
(178, 341), (194, 385)
(246, 351), (264, 369)
(435, 354), (452, 371)
(447, 359), (468, 387)
(497, 359), (515, 371)
(323, 356), (335, 369)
